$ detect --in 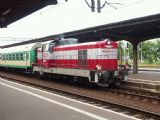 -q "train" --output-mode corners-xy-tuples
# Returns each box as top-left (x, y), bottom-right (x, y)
(0, 38), (128, 87)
